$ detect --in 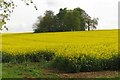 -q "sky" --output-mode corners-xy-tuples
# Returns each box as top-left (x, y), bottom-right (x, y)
(2, 0), (119, 32)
